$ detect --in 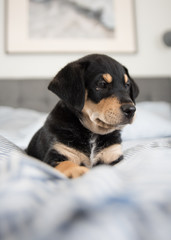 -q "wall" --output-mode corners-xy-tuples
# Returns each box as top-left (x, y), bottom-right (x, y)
(0, 0), (171, 79)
